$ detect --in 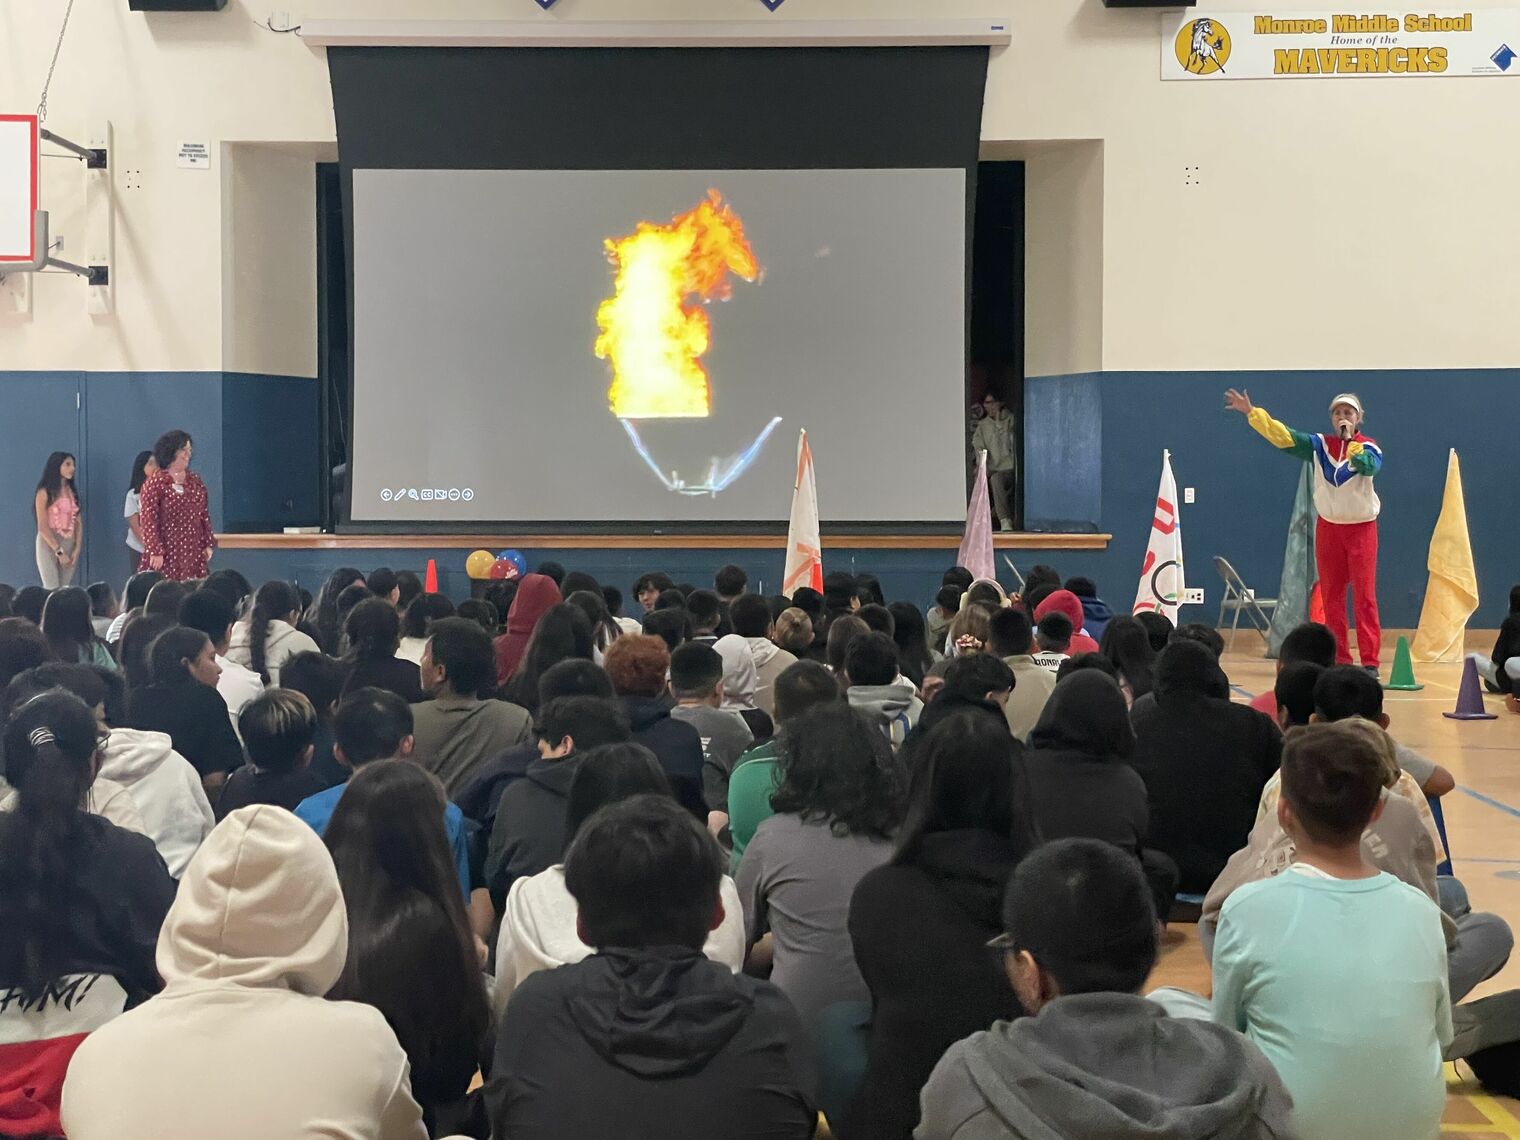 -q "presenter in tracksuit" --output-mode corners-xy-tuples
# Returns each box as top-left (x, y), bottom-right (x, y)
(1225, 388), (1383, 673)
